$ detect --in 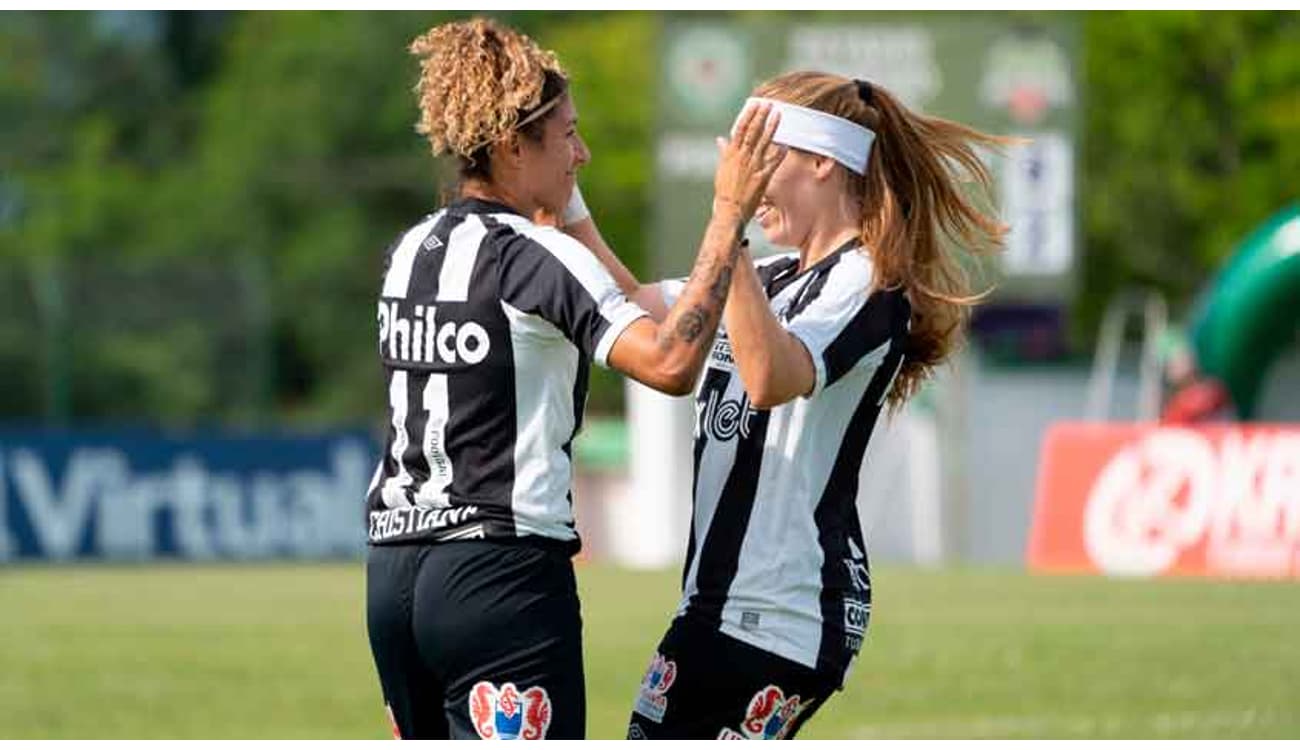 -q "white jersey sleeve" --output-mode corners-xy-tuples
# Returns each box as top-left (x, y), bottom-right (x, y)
(784, 250), (903, 398)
